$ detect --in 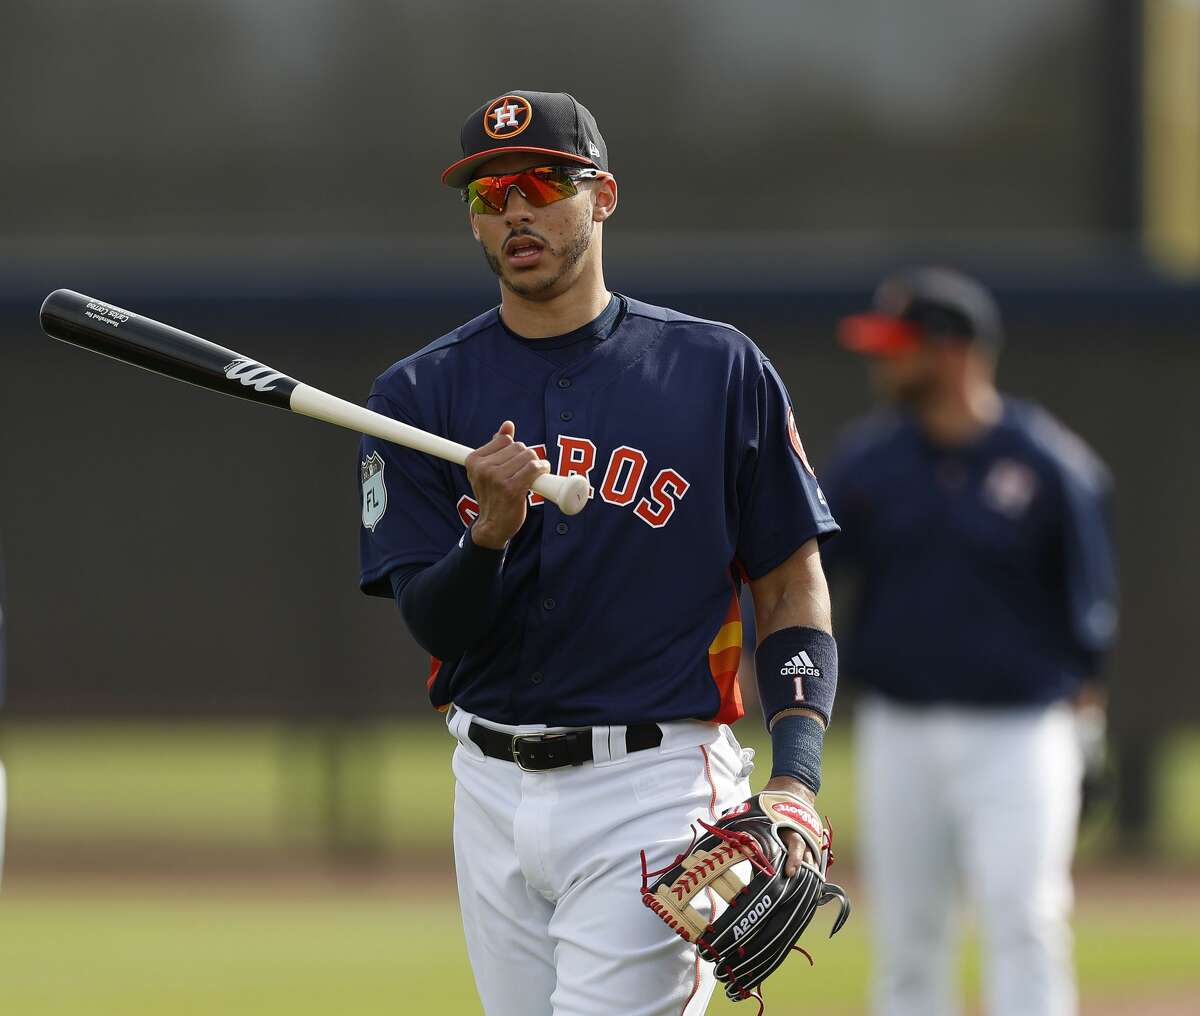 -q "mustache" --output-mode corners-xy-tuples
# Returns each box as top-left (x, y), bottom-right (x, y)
(503, 227), (548, 251)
